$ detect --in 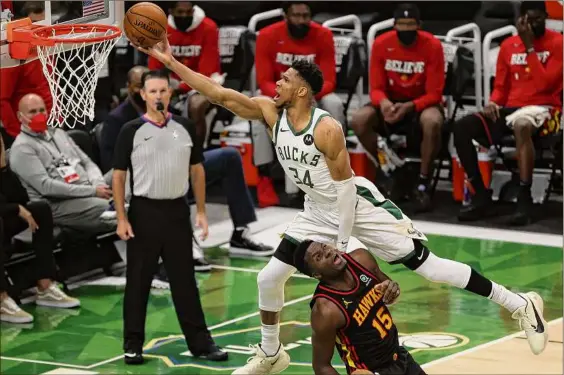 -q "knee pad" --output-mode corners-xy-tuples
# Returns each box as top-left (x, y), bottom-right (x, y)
(257, 258), (296, 312)
(413, 252), (471, 289)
